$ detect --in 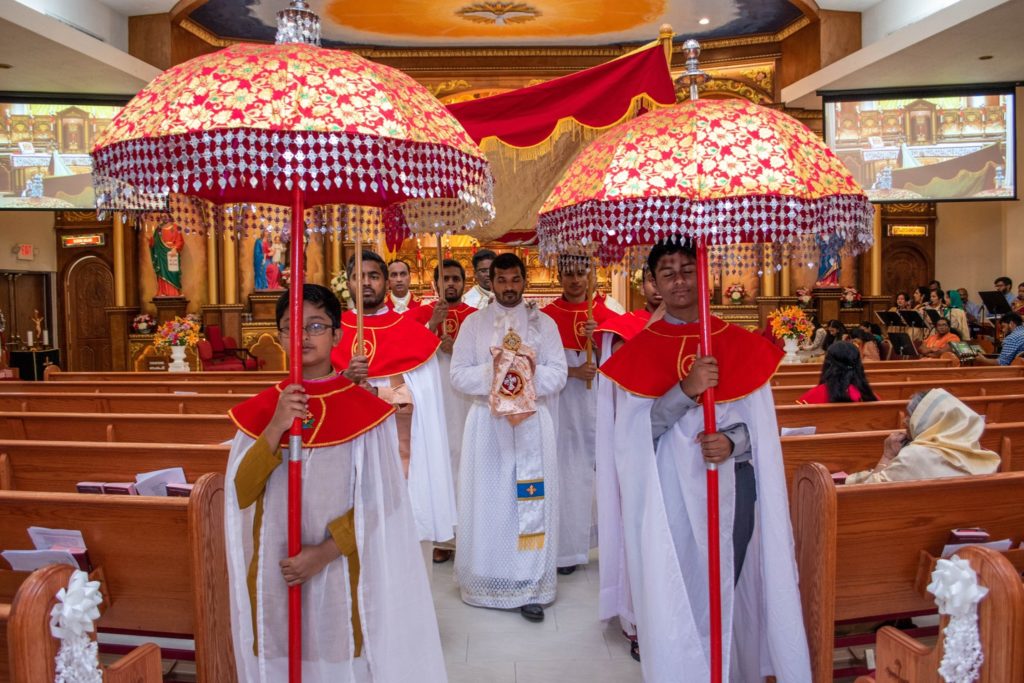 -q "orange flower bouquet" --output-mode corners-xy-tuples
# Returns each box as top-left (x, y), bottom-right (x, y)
(153, 316), (201, 349)
(768, 306), (814, 341)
